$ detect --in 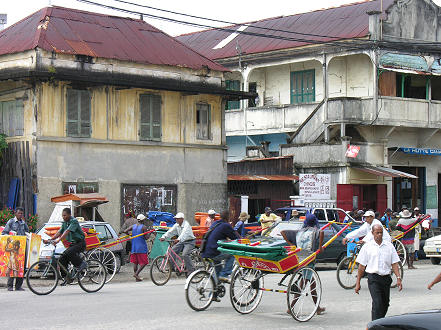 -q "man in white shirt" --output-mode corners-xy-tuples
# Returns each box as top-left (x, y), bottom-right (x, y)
(160, 212), (196, 274)
(355, 224), (402, 320)
(342, 210), (391, 245)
